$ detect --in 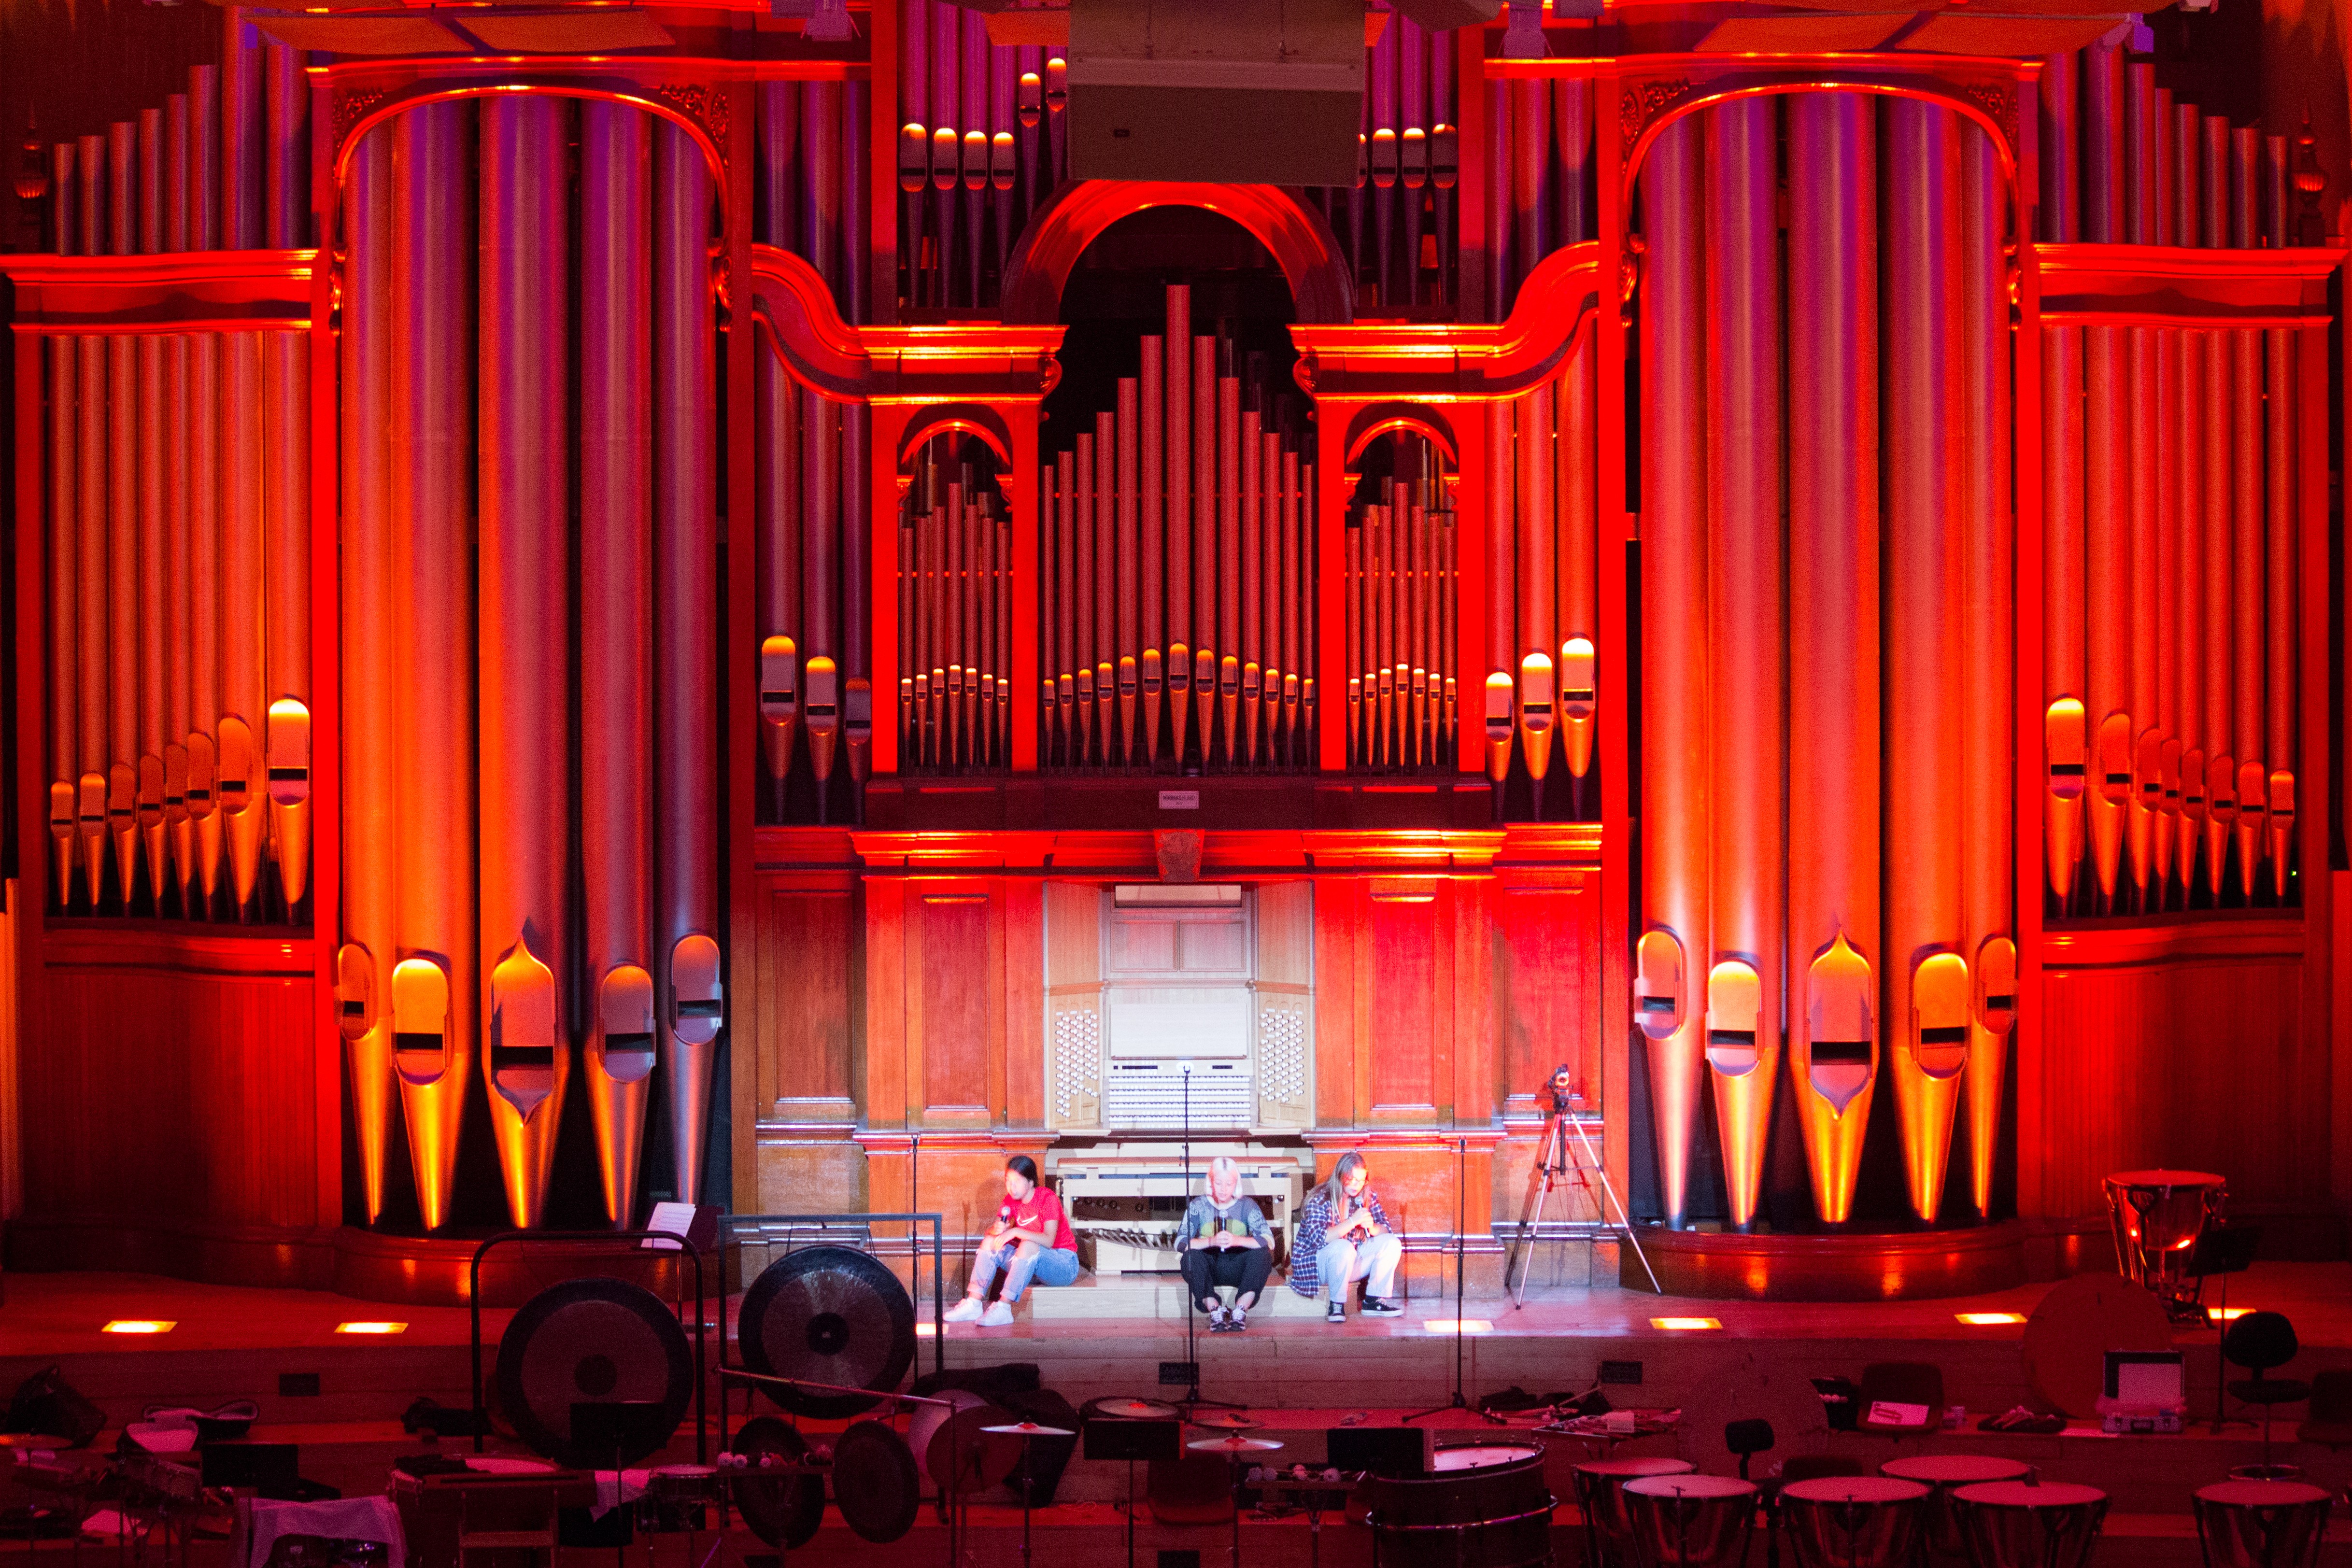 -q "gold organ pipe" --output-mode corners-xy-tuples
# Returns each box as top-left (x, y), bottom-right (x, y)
(47, 337), (78, 909)
(188, 325), (221, 909)
(1193, 338), (1217, 761)
(1241, 408), (1262, 765)
(2201, 324), (2232, 895)
(1518, 382), (1555, 789)
(2044, 323), (2086, 904)
(1217, 376), (1241, 763)
(1636, 112), (1709, 1229)
(1785, 92), (1881, 1226)
(2083, 322), (2127, 904)
(1094, 410), (1115, 760)
(2175, 322), (2206, 898)
(1166, 288), (1192, 764)
(2124, 322), (2158, 903)
(2230, 323), (2262, 897)
(1558, 341), (1598, 782)
(1140, 336), (1164, 764)
(2151, 328), (2180, 901)
(1701, 95), (1781, 1231)
(1117, 376), (1139, 764)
